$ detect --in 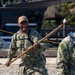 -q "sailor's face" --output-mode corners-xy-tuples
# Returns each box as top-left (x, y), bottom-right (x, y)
(18, 21), (29, 32)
